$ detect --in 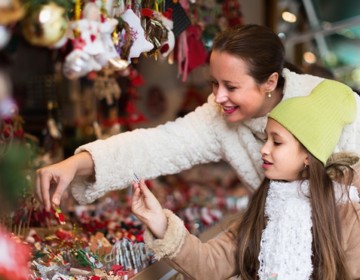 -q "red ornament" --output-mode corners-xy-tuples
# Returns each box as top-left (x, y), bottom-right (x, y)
(51, 205), (66, 225)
